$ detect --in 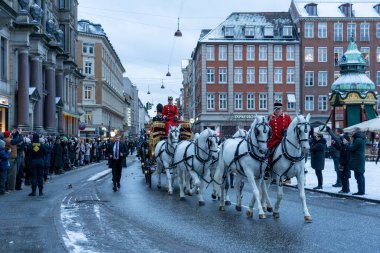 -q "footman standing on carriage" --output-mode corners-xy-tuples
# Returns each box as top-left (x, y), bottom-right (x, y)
(163, 96), (179, 136)
(265, 102), (292, 180)
(153, 103), (164, 122)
